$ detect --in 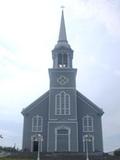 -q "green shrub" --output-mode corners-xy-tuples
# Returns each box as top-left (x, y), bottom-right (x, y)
(114, 149), (120, 156)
